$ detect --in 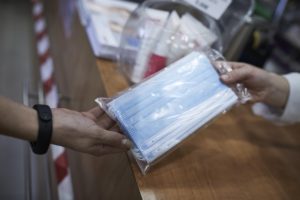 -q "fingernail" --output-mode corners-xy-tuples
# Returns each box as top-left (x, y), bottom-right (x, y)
(122, 139), (133, 148)
(221, 74), (229, 81)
